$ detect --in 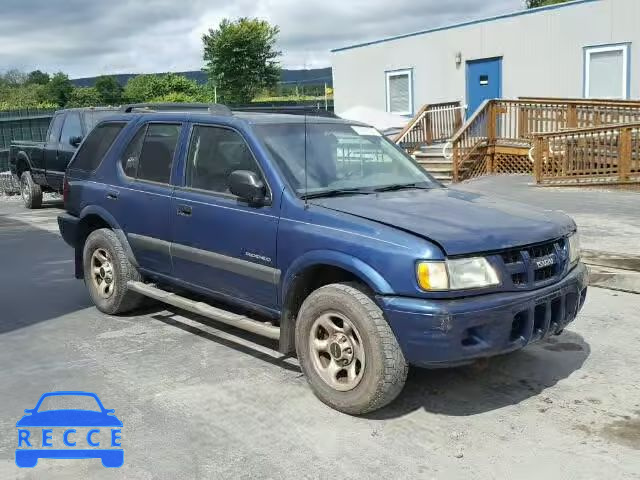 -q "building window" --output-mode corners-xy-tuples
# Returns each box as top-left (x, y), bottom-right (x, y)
(584, 44), (630, 99)
(386, 69), (413, 115)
